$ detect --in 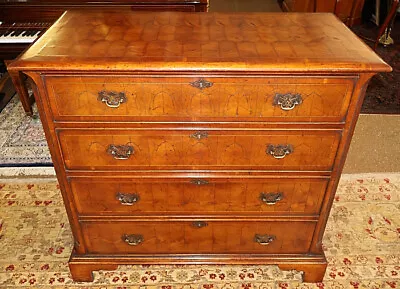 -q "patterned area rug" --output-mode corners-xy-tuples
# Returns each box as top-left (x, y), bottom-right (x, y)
(0, 174), (399, 288)
(0, 96), (51, 167)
